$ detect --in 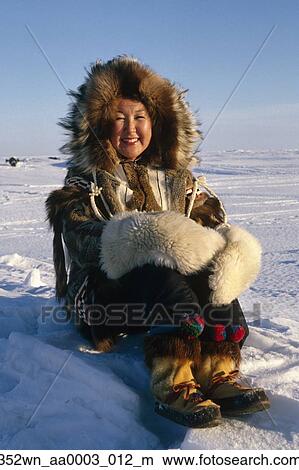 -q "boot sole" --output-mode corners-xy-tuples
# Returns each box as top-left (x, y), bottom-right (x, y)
(154, 401), (222, 428)
(222, 400), (270, 417)
(214, 389), (270, 417)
